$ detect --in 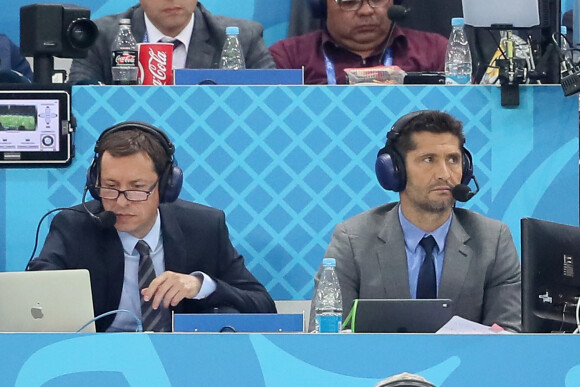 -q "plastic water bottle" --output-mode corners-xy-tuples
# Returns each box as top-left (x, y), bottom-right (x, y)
(561, 26), (572, 74)
(111, 18), (138, 85)
(445, 17), (472, 85)
(314, 258), (342, 333)
(219, 26), (246, 70)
